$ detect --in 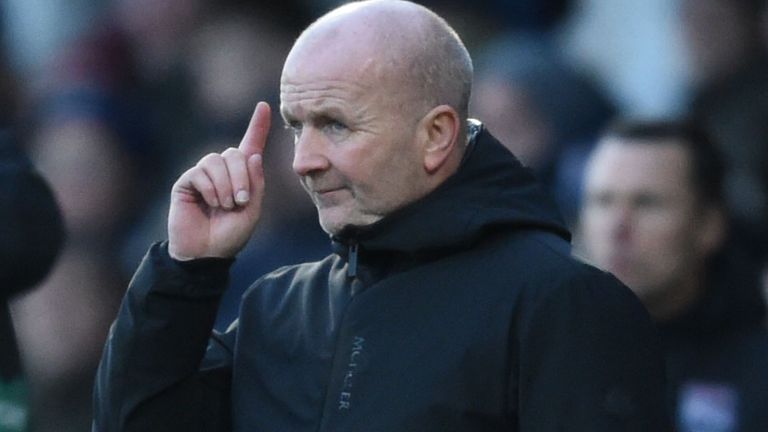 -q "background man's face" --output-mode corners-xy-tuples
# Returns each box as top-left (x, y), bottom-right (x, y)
(579, 139), (706, 300)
